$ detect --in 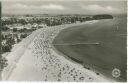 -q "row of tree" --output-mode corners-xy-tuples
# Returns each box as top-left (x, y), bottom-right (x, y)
(2, 33), (28, 53)
(2, 16), (93, 26)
